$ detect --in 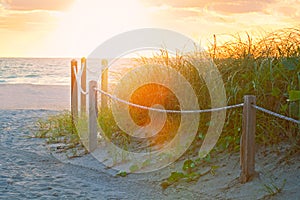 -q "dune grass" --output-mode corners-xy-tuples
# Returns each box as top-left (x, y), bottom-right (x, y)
(126, 27), (300, 154)
(36, 27), (299, 160)
(131, 27), (300, 188)
(210, 28), (300, 152)
(35, 111), (87, 157)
